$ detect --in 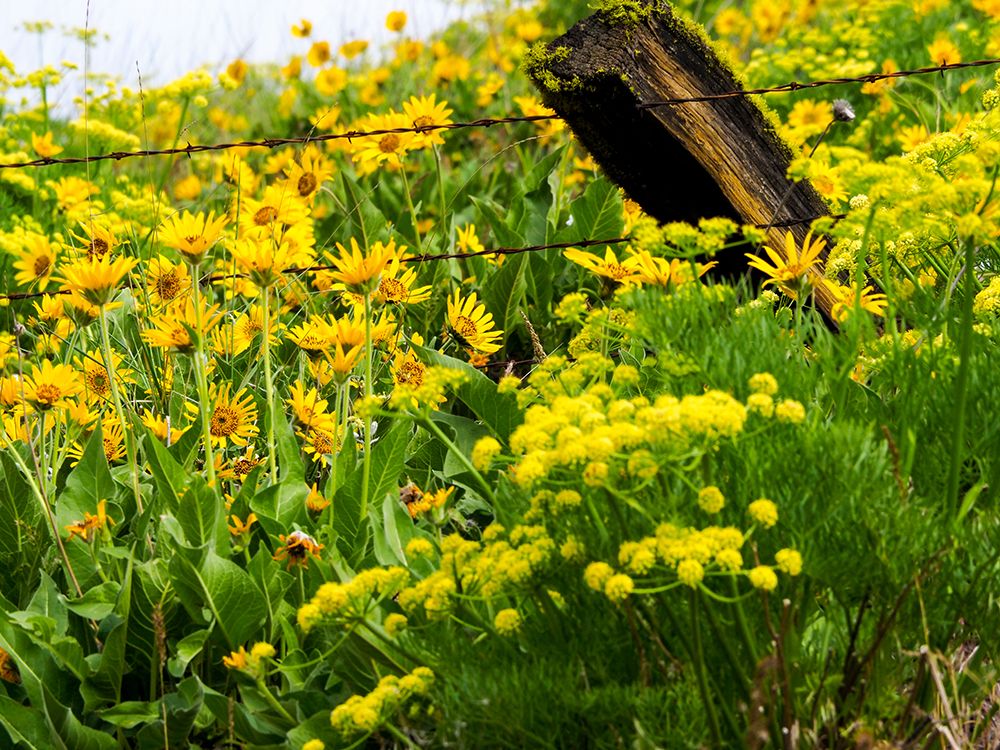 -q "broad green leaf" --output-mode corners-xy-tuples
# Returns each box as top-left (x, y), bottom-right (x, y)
(0, 695), (50, 748)
(0, 617), (114, 750)
(175, 474), (226, 555)
(201, 678), (288, 744)
(169, 550), (267, 649)
(481, 252), (527, 348)
(471, 196), (524, 247)
(250, 479), (309, 539)
(96, 702), (160, 729)
(516, 181), (554, 245)
(340, 170), (389, 246)
(373, 490), (420, 568)
(416, 346), (523, 441)
(142, 424), (188, 513)
(286, 709), (339, 748)
(59, 420), (118, 511)
(168, 411), (202, 469)
(566, 177), (625, 242)
(0, 451), (41, 564)
(335, 420), (410, 564)
(167, 628), (211, 678)
(62, 581), (120, 620)
(273, 392), (305, 482)
(134, 677), (203, 750)
(247, 550), (293, 643)
(80, 561), (131, 711)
